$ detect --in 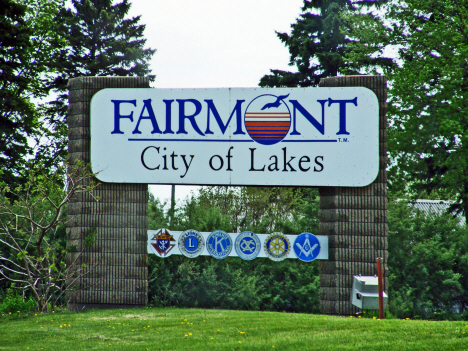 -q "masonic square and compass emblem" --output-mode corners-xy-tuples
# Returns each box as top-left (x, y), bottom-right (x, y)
(293, 232), (321, 262)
